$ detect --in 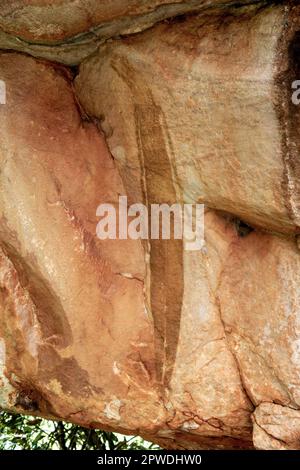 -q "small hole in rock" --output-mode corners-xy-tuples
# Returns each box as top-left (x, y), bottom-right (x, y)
(234, 219), (254, 238)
